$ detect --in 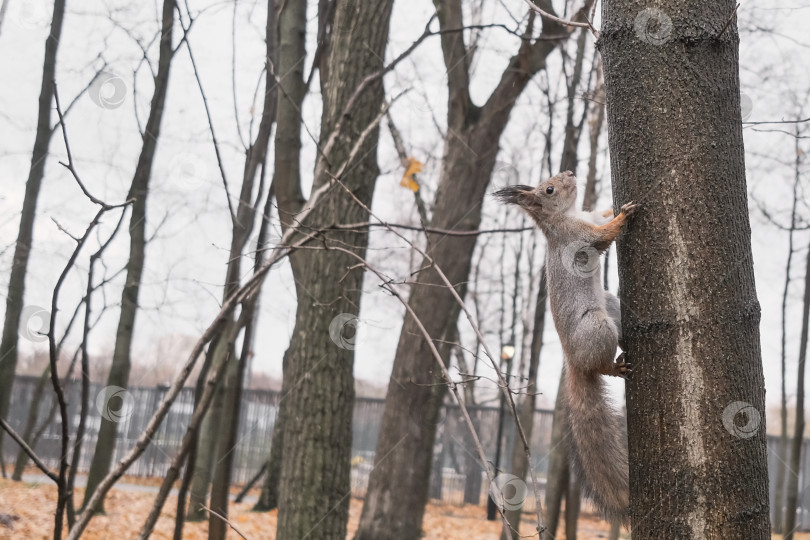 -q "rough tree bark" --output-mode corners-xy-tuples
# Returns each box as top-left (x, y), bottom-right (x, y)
(273, 0), (394, 537)
(0, 0), (66, 473)
(354, 2), (595, 537)
(600, 0), (770, 537)
(254, 0), (309, 513)
(82, 0), (175, 509)
(784, 241), (810, 540)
